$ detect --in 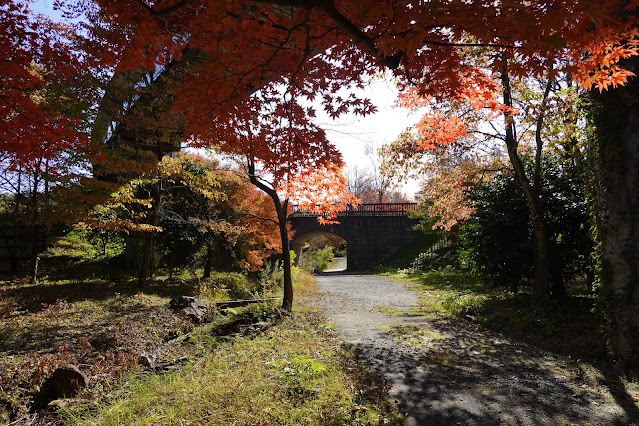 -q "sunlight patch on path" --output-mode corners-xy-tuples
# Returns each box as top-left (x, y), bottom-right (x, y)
(315, 274), (633, 426)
